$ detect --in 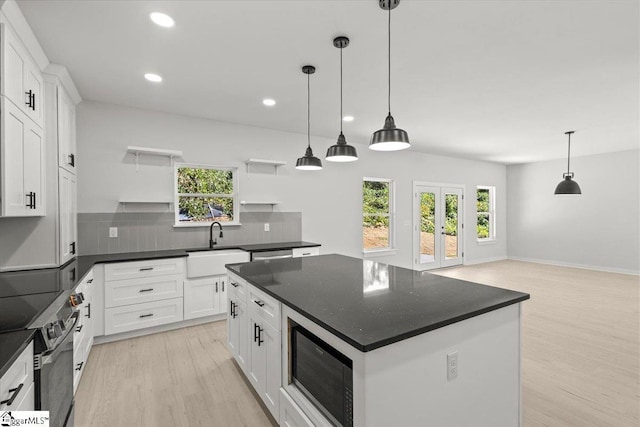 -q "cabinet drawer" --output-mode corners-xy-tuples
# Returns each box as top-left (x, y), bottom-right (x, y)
(0, 341), (33, 411)
(105, 275), (183, 308)
(104, 297), (184, 335)
(292, 247), (320, 258)
(228, 273), (248, 302)
(248, 285), (280, 330)
(104, 258), (184, 282)
(13, 381), (34, 411)
(280, 388), (314, 427)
